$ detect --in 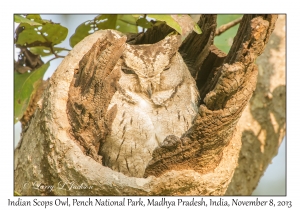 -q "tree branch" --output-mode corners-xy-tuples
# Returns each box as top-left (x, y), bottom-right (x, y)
(215, 16), (242, 36)
(226, 14), (284, 195)
(48, 55), (65, 62)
